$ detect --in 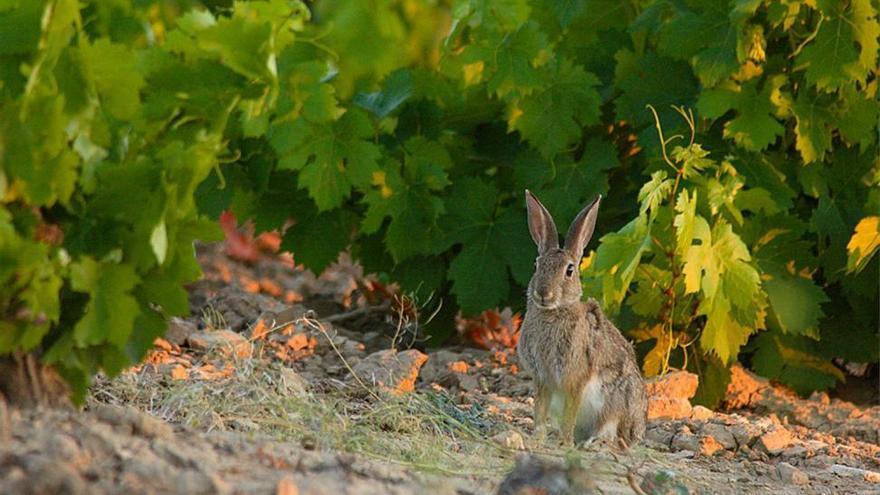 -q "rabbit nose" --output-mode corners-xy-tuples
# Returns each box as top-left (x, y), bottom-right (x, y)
(538, 290), (554, 302)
